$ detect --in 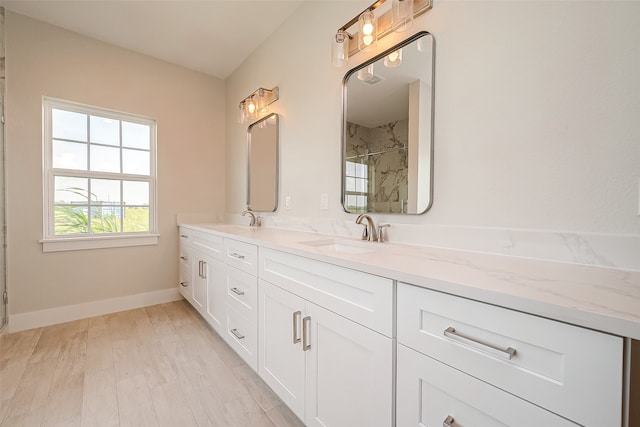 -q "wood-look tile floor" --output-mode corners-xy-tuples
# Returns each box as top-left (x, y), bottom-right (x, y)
(0, 300), (305, 427)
